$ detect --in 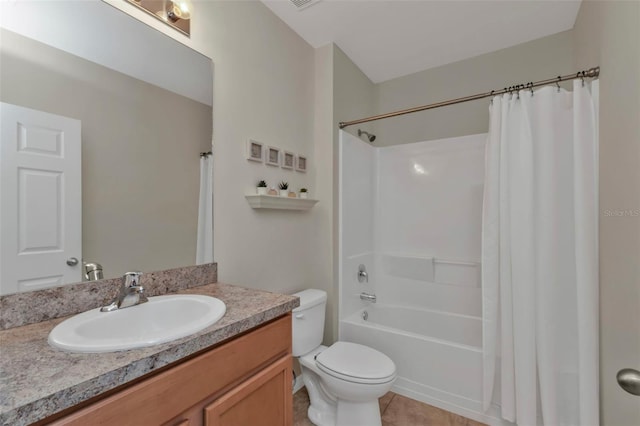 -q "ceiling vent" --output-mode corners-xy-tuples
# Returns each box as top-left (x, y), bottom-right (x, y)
(289, 0), (322, 11)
